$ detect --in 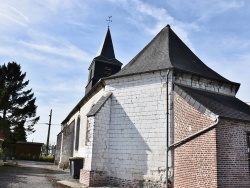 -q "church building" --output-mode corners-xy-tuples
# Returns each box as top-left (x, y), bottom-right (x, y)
(55, 25), (250, 187)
